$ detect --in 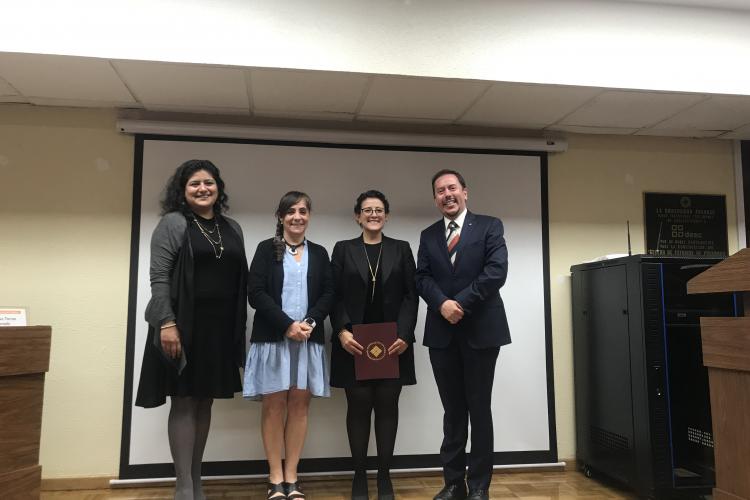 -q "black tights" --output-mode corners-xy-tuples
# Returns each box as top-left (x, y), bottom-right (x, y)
(345, 384), (402, 479)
